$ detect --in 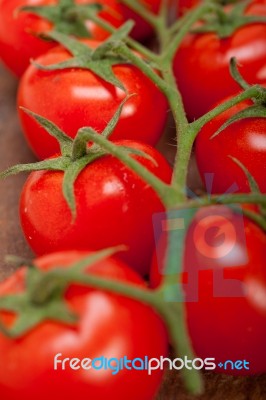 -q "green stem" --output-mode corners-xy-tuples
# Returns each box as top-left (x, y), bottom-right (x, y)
(153, 0), (171, 50)
(168, 6), (196, 36)
(171, 193), (266, 210)
(56, 268), (156, 304)
(113, 43), (167, 93)
(83, 8), (158, 61)
(77, 128), (177, 206)
(52, 268), (203, 394)
(158, 0), (169, 22)
(119, 0), (158, 27)
(216, 193), (266, 207)
(240, 208), (266, 231)
(171, 132), (194, 198)
(150, 3), (216, 200)
(160, 303), (203, 394)
(163, 2), (215, 64)
(59, 0), (74, 6)
(160, 68), (191, 197)
(191, 85), (264, 134)
(72, 128), (96, 160)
